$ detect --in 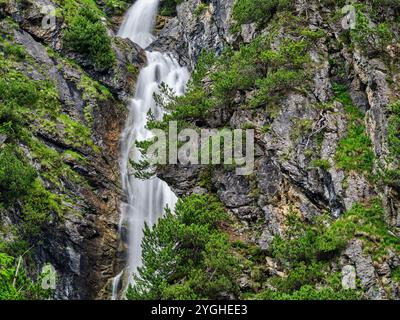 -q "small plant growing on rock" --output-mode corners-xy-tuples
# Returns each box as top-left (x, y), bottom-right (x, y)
(63, 7), (115, 72)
